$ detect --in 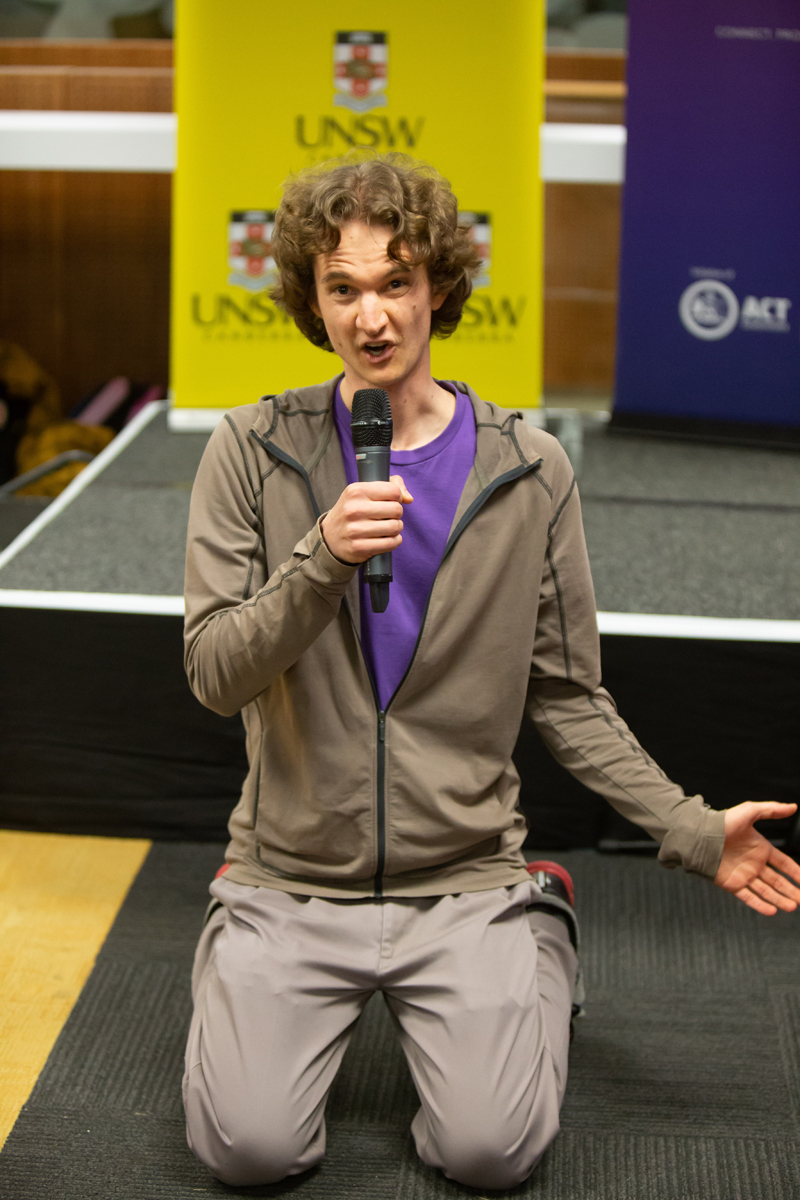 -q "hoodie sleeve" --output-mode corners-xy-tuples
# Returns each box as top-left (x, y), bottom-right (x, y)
(183, 413), (357, 717)
(524, 439), (726, 880)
